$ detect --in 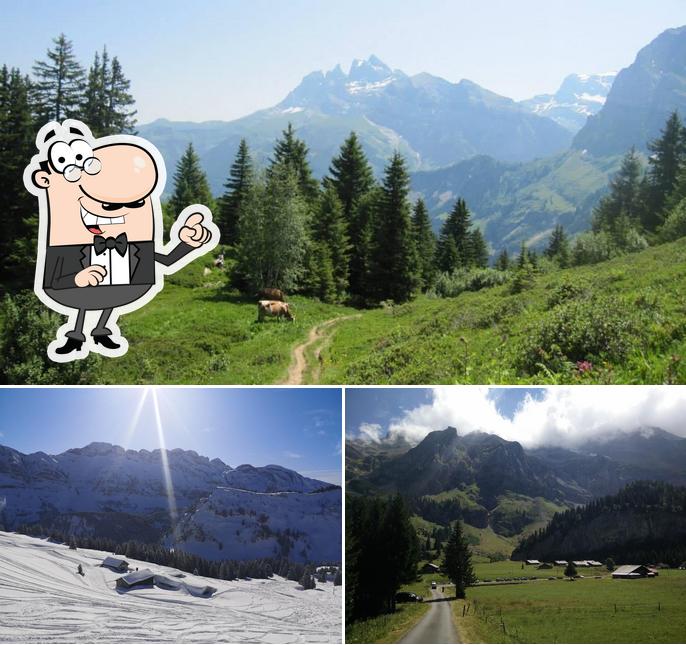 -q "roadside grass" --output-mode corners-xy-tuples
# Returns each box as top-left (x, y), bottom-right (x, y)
(91, 264), (355, 384)
(321, 238), (686, 384)
(345, 603), (427, 644)
(453, 570), (686, 643)
(345, 573), (449, 644)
